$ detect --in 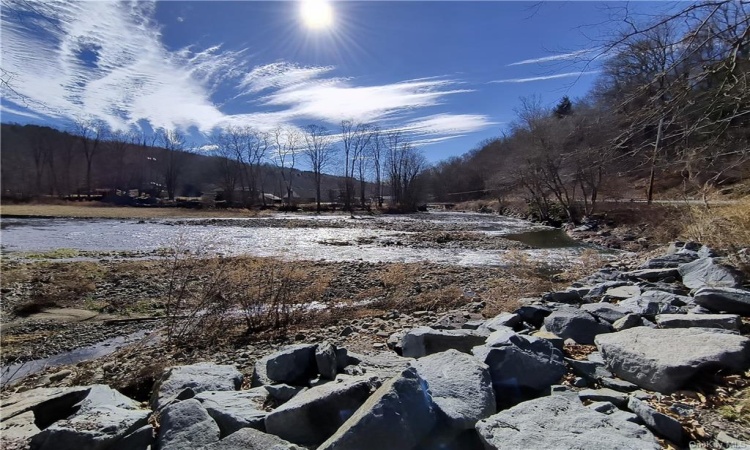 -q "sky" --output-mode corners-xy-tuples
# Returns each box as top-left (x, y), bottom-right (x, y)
(0, 1), (678, 163)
